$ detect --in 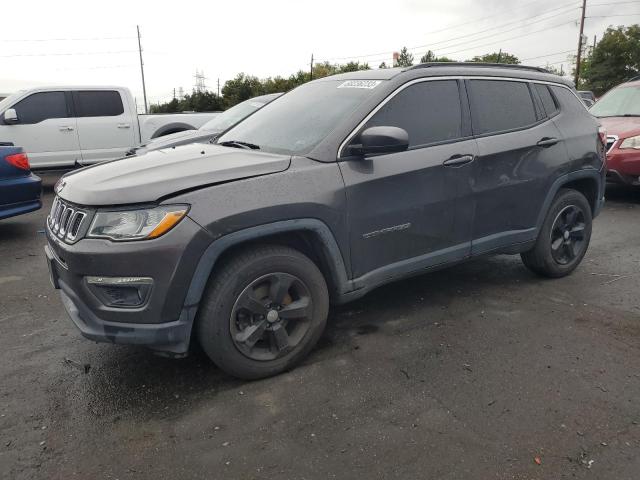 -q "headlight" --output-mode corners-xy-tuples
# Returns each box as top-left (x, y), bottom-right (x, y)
(619, 135), (640, 149)
(87, 205), (189, 241)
